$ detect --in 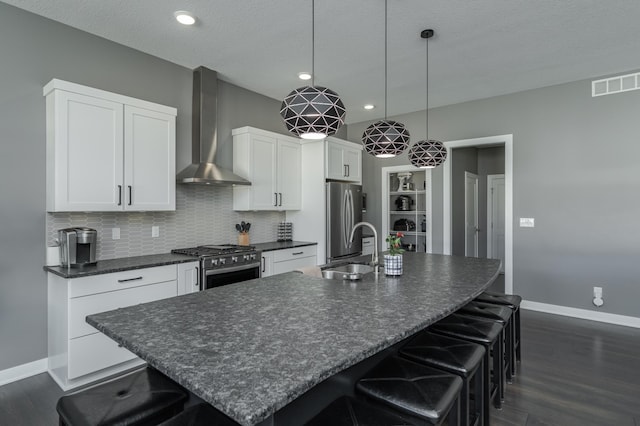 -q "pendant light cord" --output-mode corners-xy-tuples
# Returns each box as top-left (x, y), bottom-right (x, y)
(311, 0), (315, 87)
(425, 31), (428, 139)
(384, 0), (388, 120)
